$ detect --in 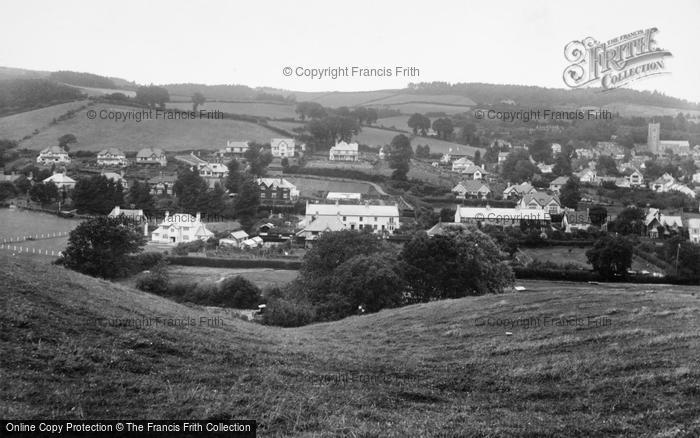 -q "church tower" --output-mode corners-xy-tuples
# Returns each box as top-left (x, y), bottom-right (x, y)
(647, 122), (660, 154)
